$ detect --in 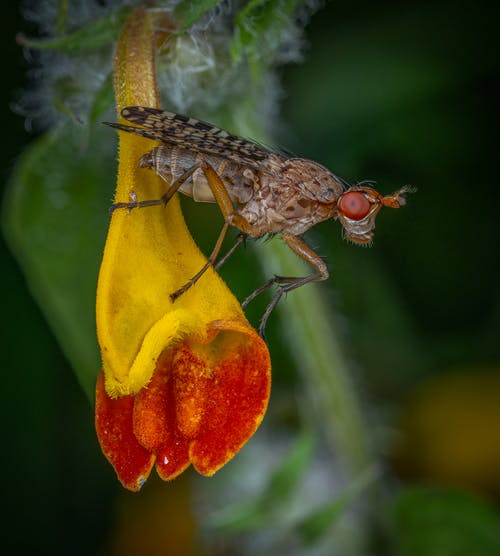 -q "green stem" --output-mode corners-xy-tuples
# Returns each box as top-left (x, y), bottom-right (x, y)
(255, 239), (374, 475)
